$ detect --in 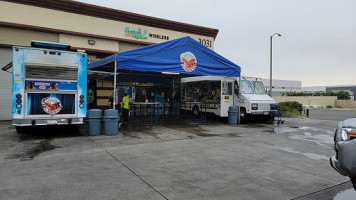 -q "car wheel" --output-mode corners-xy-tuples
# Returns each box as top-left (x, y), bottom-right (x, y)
(351, 177), (356, 190)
